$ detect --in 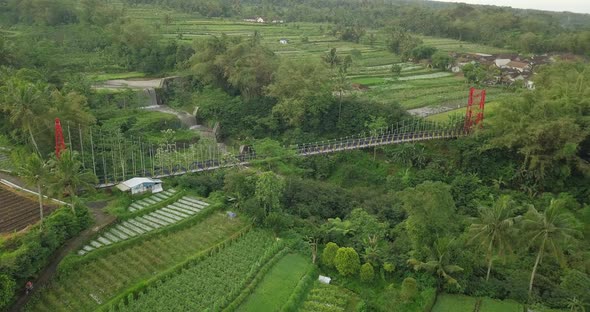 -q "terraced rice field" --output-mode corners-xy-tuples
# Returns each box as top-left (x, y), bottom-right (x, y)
(117, 6), (516, 113)
(128, 189), (178, 212)
(0, 185), (54, 233)
(300, 281), (361, 312)
(79, 191), (209, 255)
(26, 212), (246, 312)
